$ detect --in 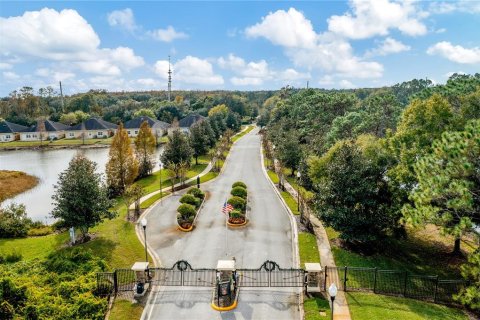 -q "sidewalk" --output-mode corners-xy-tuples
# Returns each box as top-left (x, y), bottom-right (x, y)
(276, 167), (352, 320)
